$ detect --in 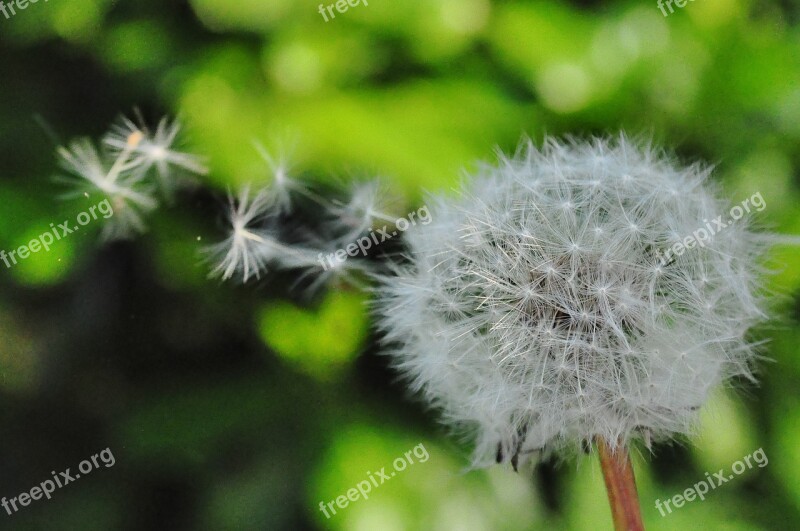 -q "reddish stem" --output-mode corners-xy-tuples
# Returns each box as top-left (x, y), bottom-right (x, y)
(597, 438), (645, 531)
